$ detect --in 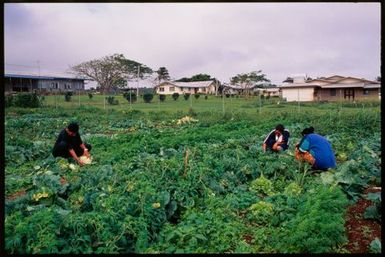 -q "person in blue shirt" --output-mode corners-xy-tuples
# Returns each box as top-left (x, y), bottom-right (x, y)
(295, 126), (336, 171)
(262, 124), (290, 152)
